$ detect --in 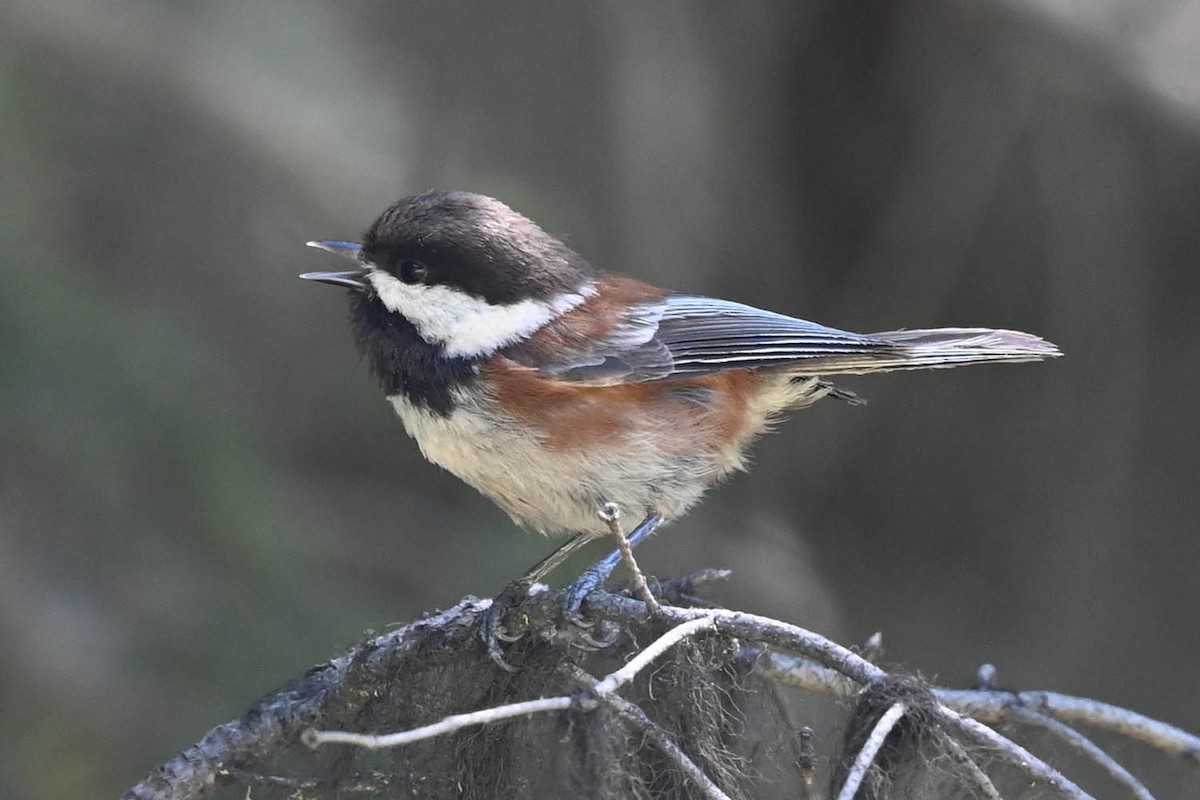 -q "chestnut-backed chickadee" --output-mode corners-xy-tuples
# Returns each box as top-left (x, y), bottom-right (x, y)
(302, 191), (1059, 650)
